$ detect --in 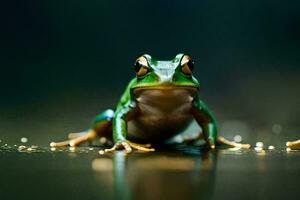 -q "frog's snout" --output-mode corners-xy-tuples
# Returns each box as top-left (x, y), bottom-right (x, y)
(155, 68), (175, 82)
